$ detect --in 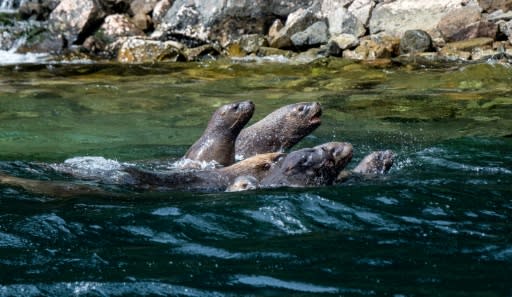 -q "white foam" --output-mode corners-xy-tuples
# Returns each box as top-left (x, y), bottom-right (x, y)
(0, 50), (49, 65)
